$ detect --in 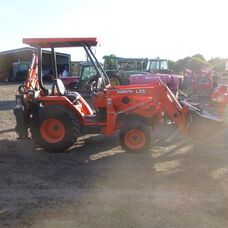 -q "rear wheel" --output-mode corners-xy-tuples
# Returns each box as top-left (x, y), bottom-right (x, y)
(119, 121), (151, 152)
(31, 105), (79, 151)
(109, 75), (122, 86)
